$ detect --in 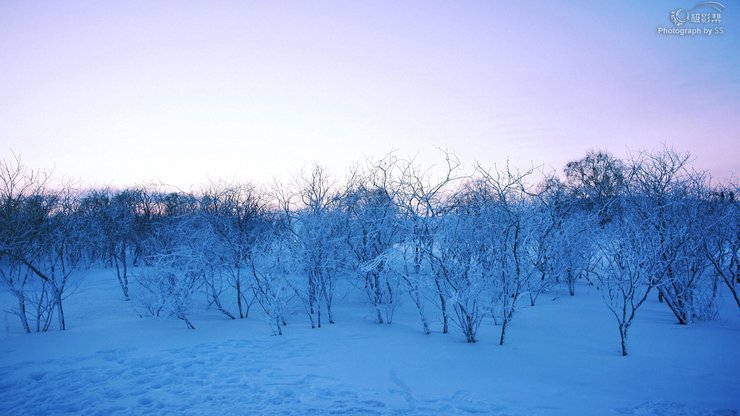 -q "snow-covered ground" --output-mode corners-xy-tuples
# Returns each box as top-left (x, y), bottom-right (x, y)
(1, 269), (738, 415)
